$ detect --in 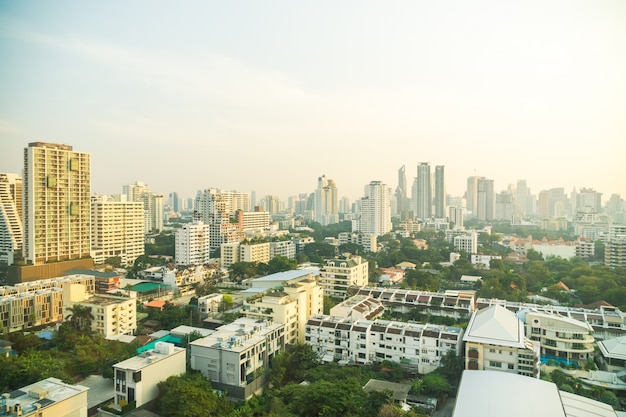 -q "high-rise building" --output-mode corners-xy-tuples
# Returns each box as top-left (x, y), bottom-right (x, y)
(353, 181), (391, 237)
(314, 175), (339, 225)
(605, 225), (626, 268)
(465, 175), (481, 216)
(90, 195), (145, 266)
(23, 142), (91, 265)
(576, 188), (602, 214)
(168, 191), (180, 213)
(476, 178), (495, 221)
(123, 181), (164, 232)
(495, 191), (514, 221)
(415, 163), (432, 220)
(515, 180), (532, 216)
(175, 221), (211, 265)
(434, 165), (445, 219)
(0, 173), (23, 265)
(395, 165), (409, 220)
